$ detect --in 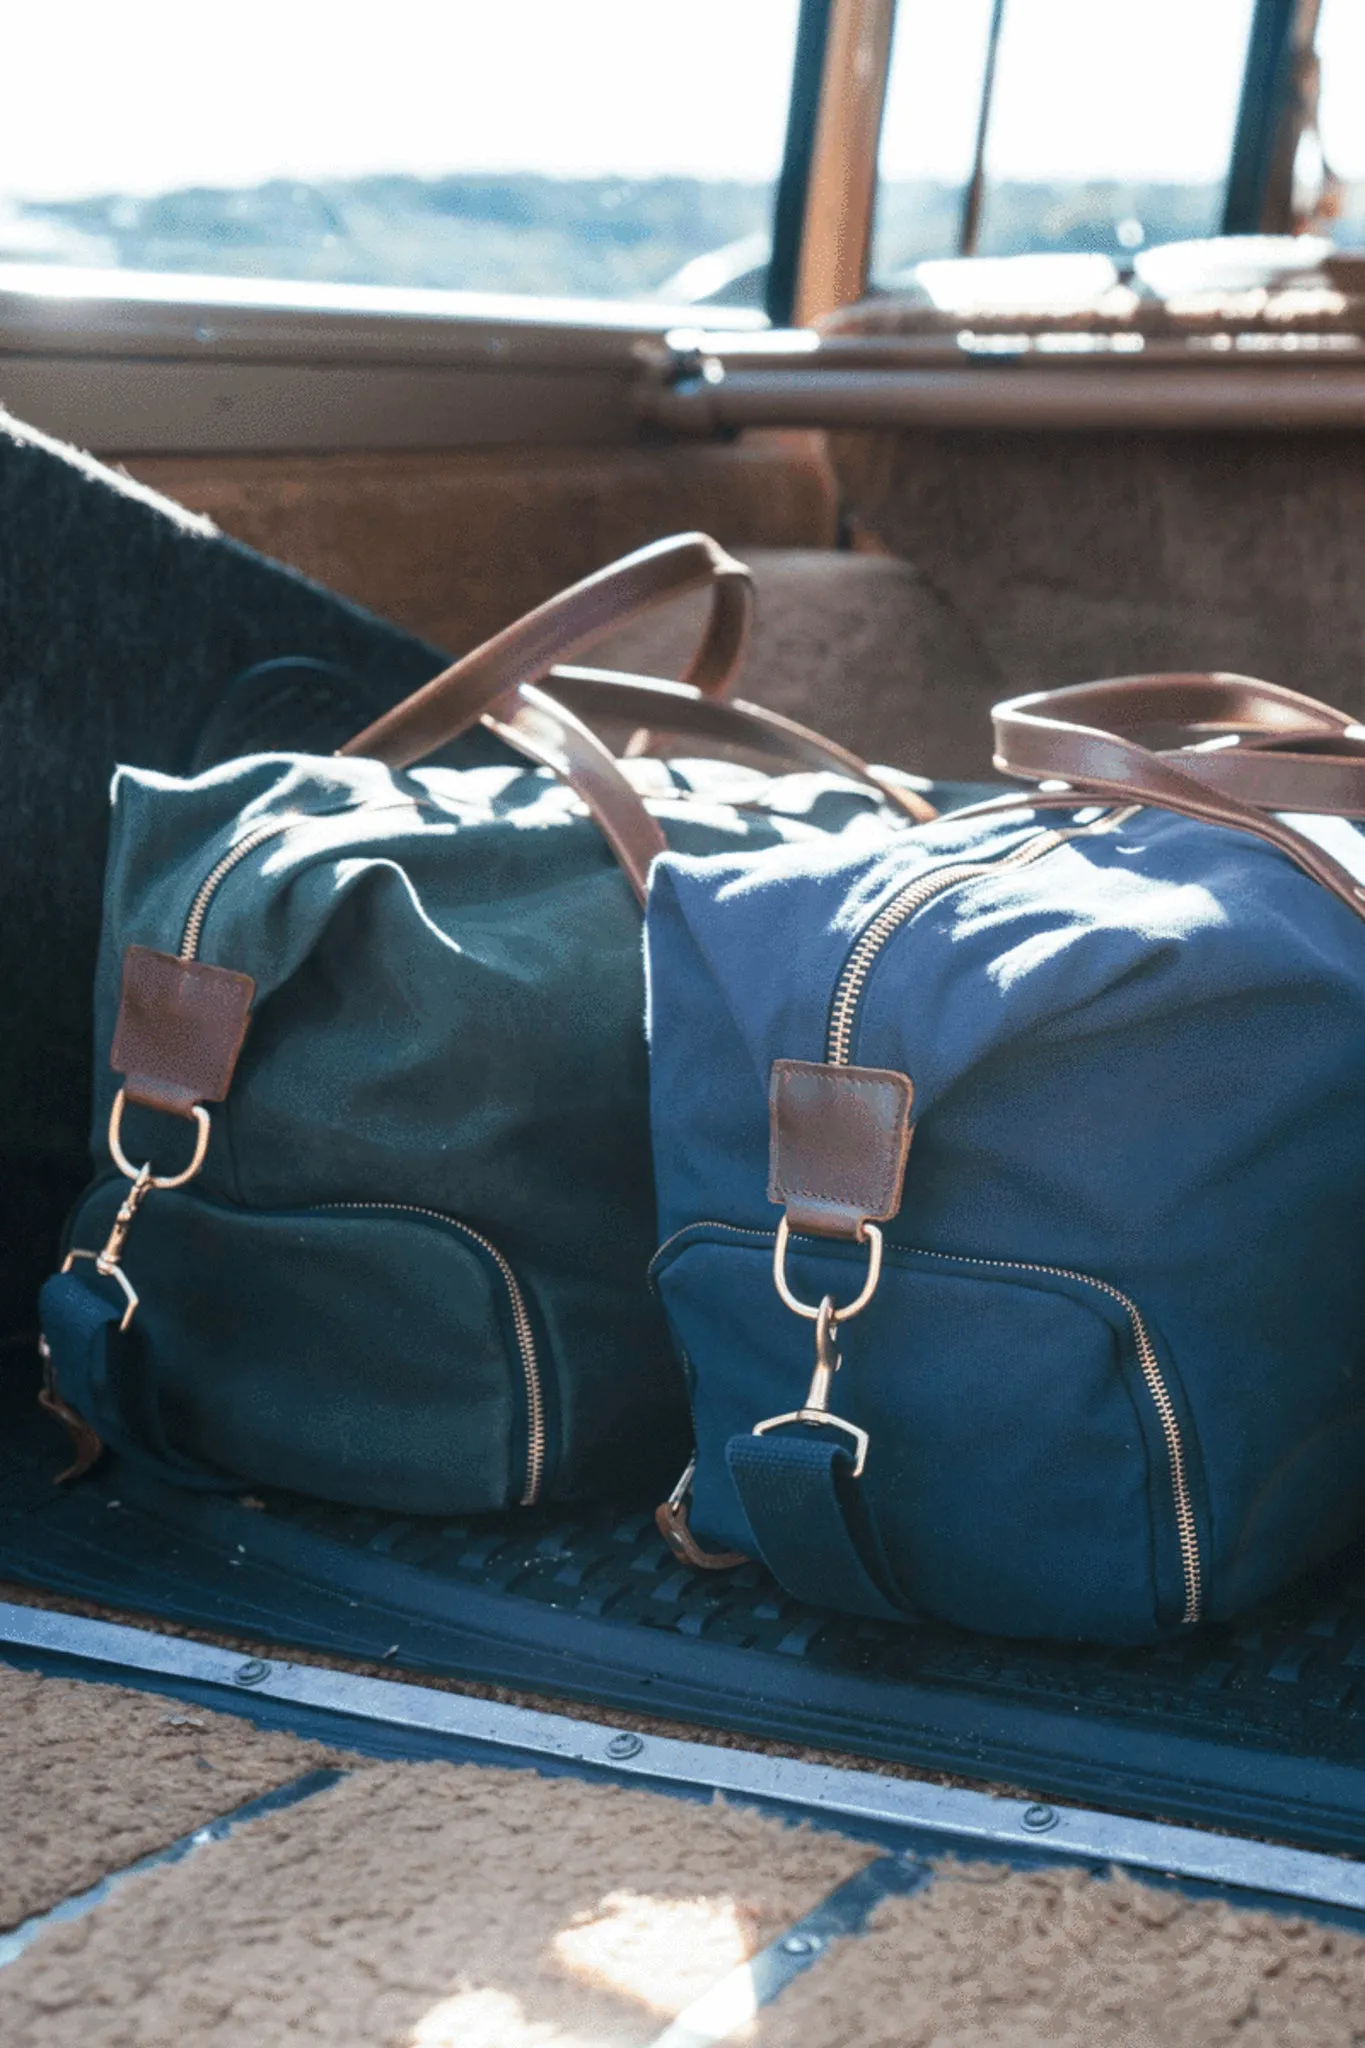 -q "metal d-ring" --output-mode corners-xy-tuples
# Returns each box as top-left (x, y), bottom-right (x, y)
(107, 1087), (211, 1189)
(772, 1214), (883, 1322)
(61, 1093), (212, 1336)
